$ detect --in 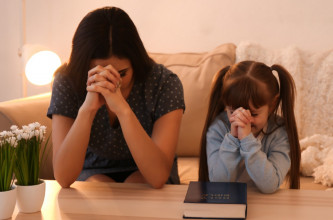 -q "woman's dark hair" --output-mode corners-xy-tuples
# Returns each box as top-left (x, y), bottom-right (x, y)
(199, 61), (301, 189)
(58, 7), (154, 99)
